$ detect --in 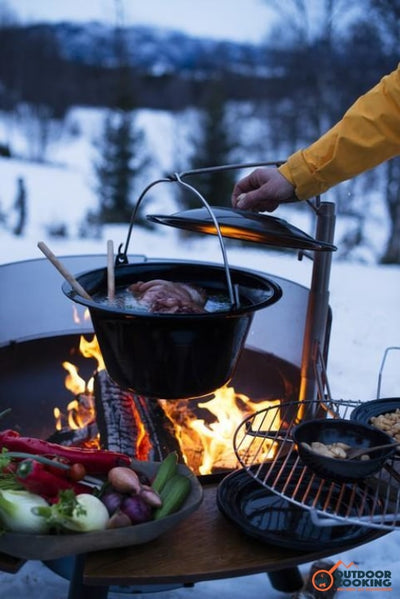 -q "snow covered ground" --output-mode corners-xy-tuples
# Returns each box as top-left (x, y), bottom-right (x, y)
(0, 106), (399, 597)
